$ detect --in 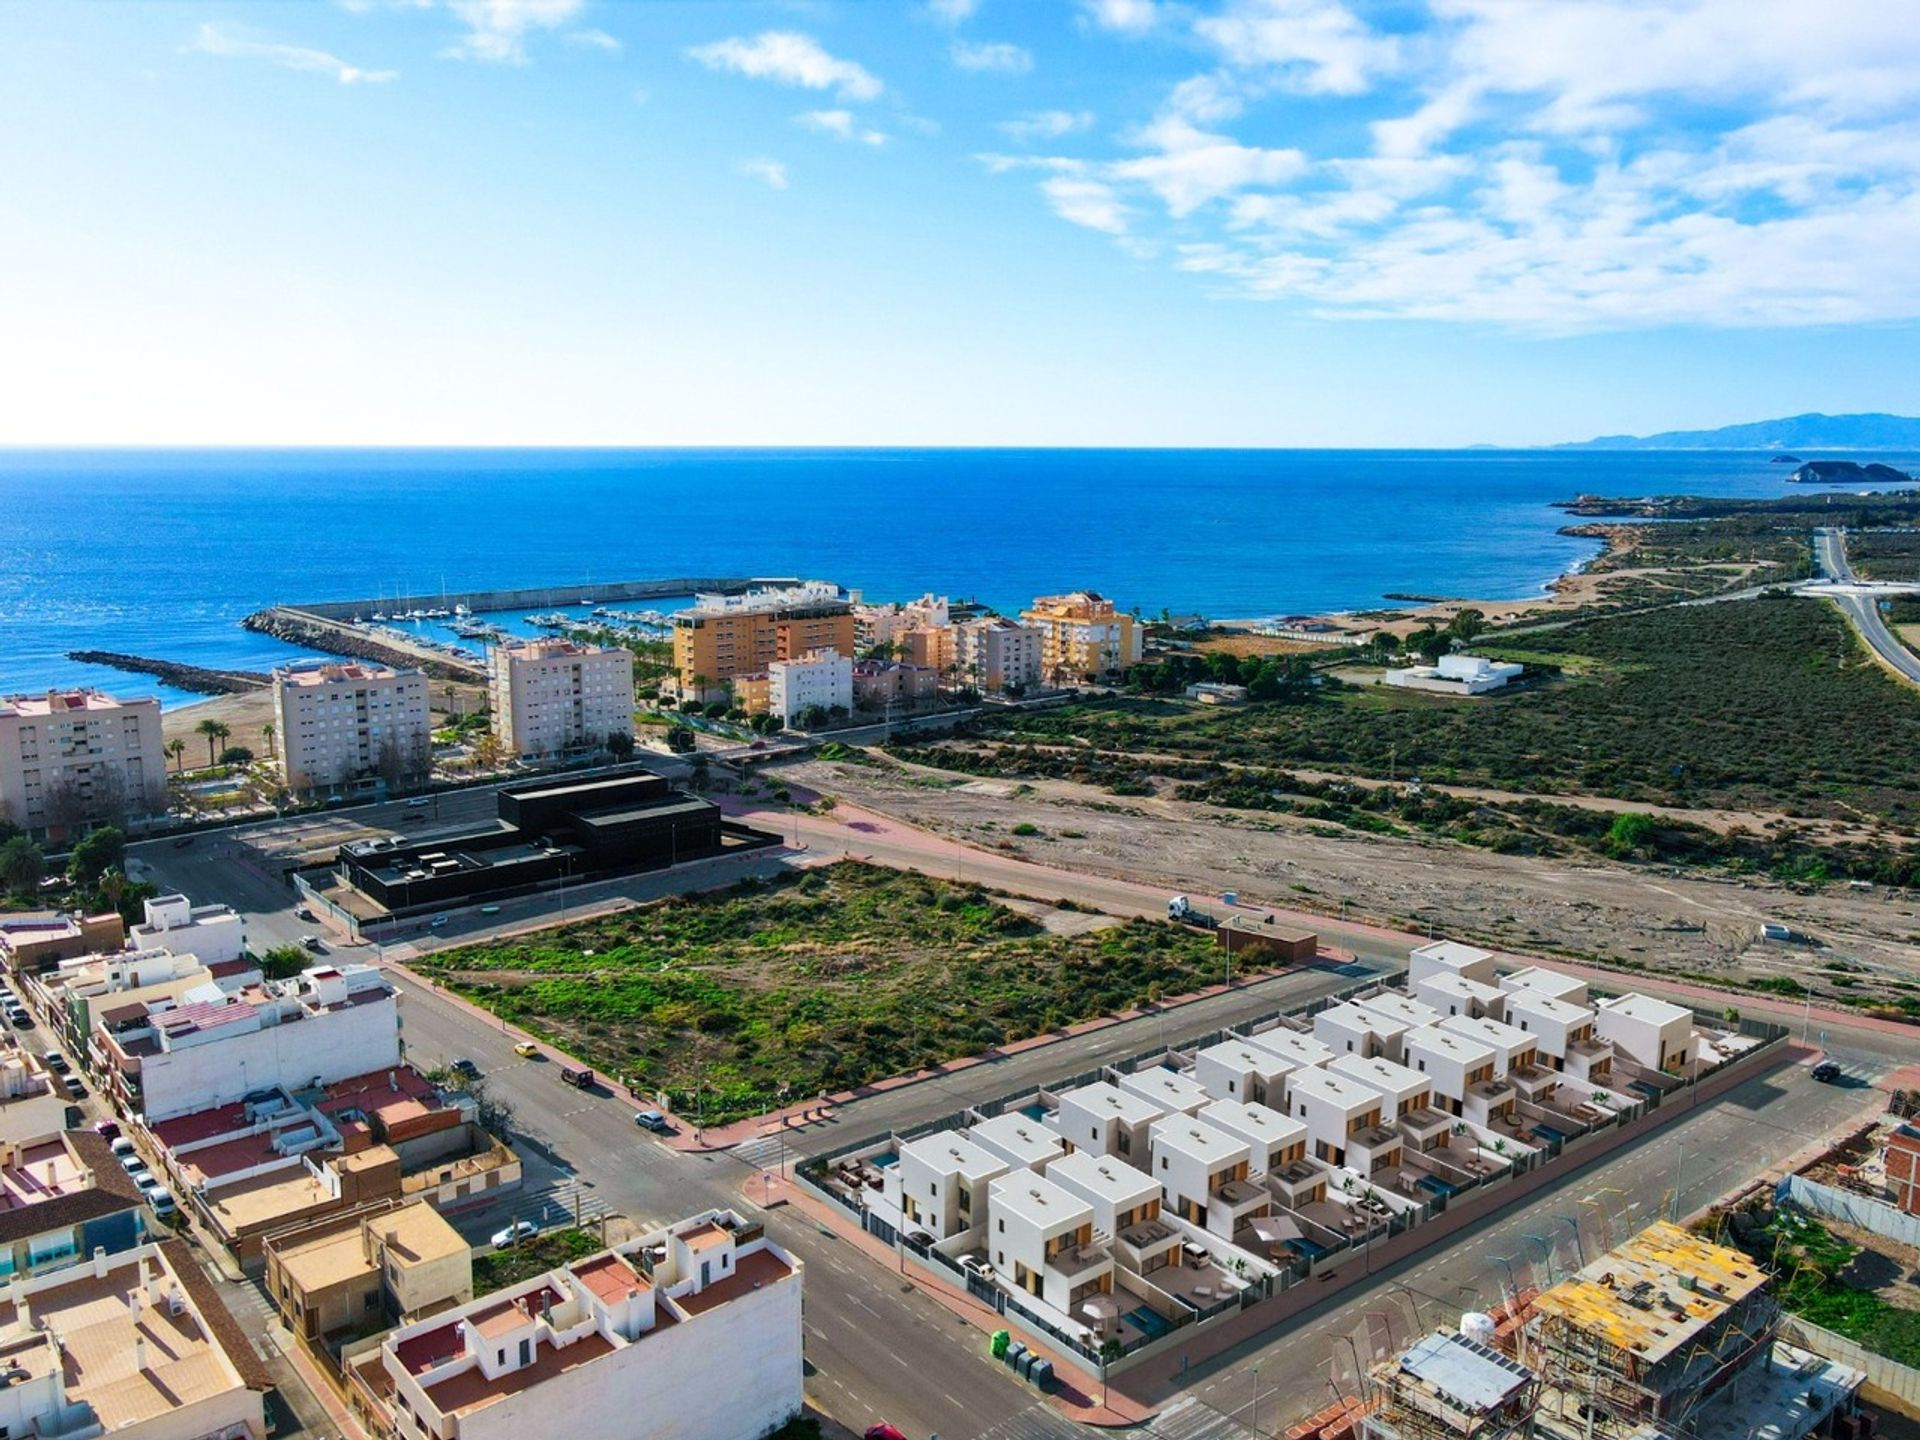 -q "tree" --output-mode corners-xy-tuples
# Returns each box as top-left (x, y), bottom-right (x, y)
(261, 721), (277, 760)
(1602, 811), (1659, 859)
(259, 944), (311, 980)
(0, 837), (44, 897)
(665, 726), (696, 754)
(1448, 608), (1487, 645)
(165, 738), (187, 773)
(68, 826), (126, 888)
(1406, 626), (1449, 663)
(470, 731), (505, 773)
(606, 729), (636, 761)
(796, 705), (828, 730)
(219, 745), (254, 766)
